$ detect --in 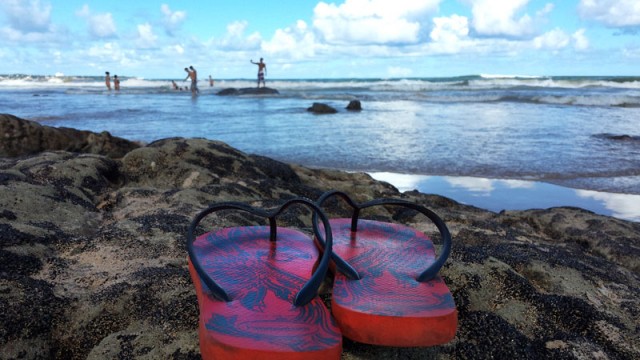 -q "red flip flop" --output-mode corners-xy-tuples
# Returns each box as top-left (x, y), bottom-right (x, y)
(187, 198), (342, 359)
(314, 190), (457, 347)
